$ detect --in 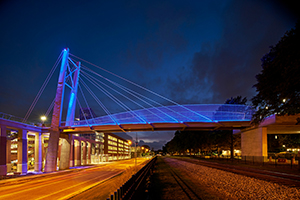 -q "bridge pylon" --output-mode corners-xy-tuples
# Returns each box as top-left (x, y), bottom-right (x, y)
(45, 48), (80, 172)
